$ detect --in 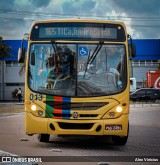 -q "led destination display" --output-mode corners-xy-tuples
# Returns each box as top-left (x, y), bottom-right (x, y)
(39, 27), (117, 39)
(30, 22), (125, 41)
